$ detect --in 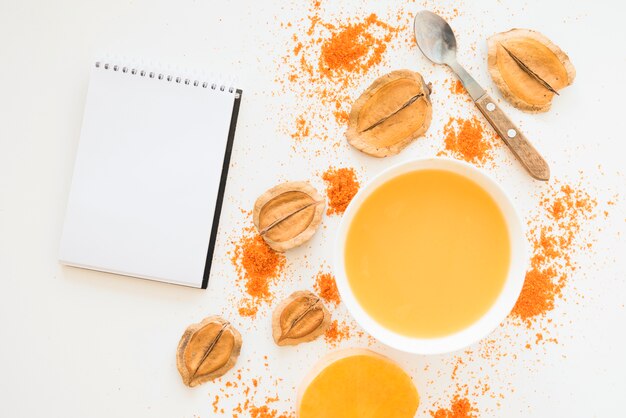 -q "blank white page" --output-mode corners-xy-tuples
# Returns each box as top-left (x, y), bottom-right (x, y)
(60, 63), (237, 288)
